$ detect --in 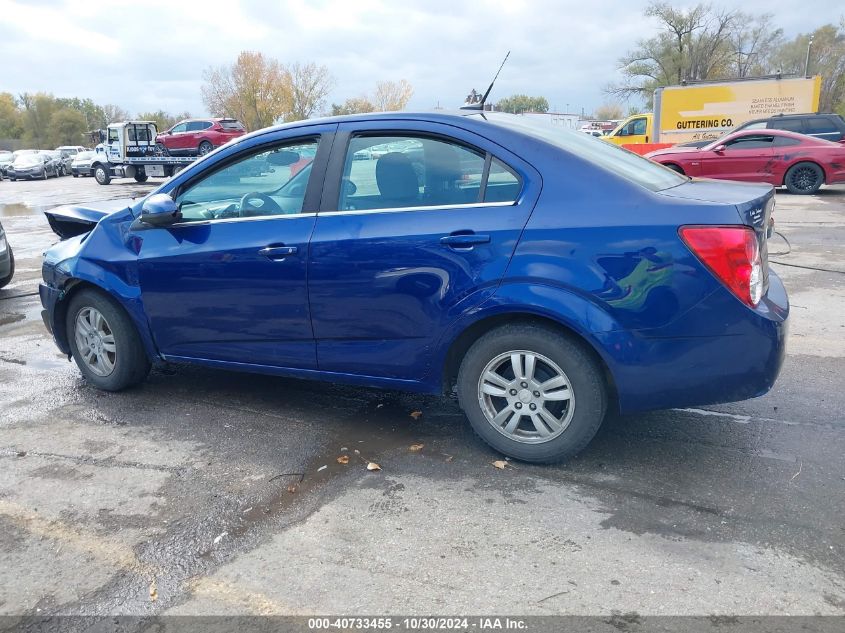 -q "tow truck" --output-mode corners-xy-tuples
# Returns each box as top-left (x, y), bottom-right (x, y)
(90, 121), (196, 185)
